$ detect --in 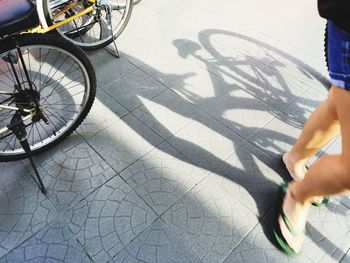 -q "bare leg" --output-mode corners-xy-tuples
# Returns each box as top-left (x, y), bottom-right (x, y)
(283, 86), (340, 180)
(279, 86), (350, 252)
(292, 86), (350, 201)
